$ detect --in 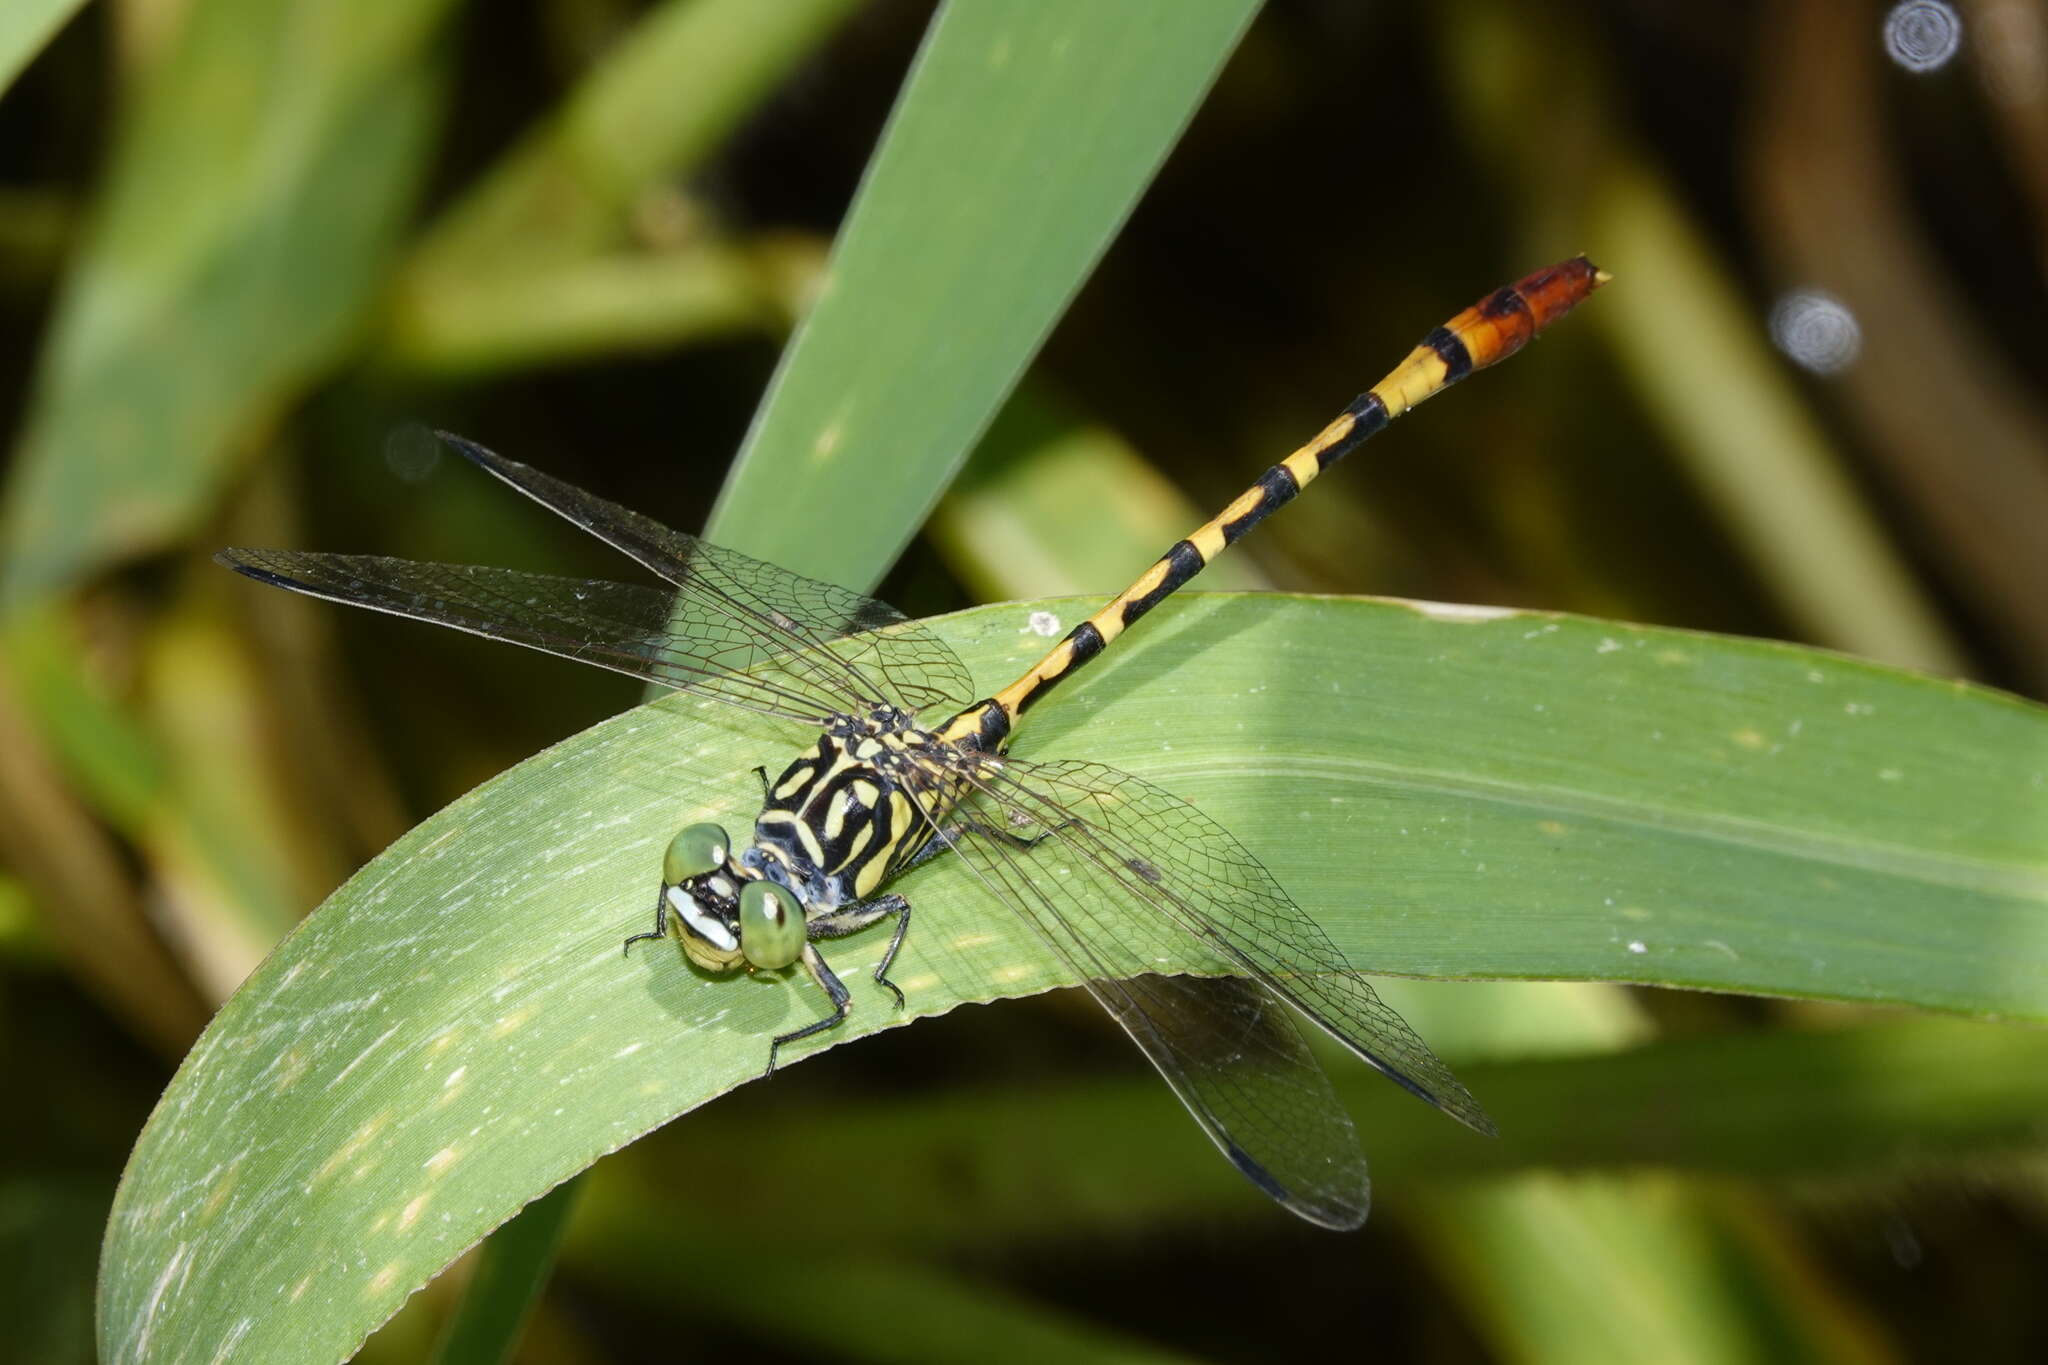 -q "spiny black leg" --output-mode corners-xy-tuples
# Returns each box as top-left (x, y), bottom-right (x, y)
(953, 815), (1080, 852)
(766, 944), (852, 1076)
(805, 892), (912, 1008)
(871, 897), (912, 1008)
(752, 764), (772, 802)
(807, 893), (905, 942)
(892, 832), (956, 874)
(886, 817), (1042, 881)
(621, 890), (669, 956)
